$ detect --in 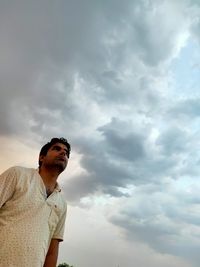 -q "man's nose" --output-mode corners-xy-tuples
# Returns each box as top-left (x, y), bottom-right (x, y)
(60, 150), (66, 156)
